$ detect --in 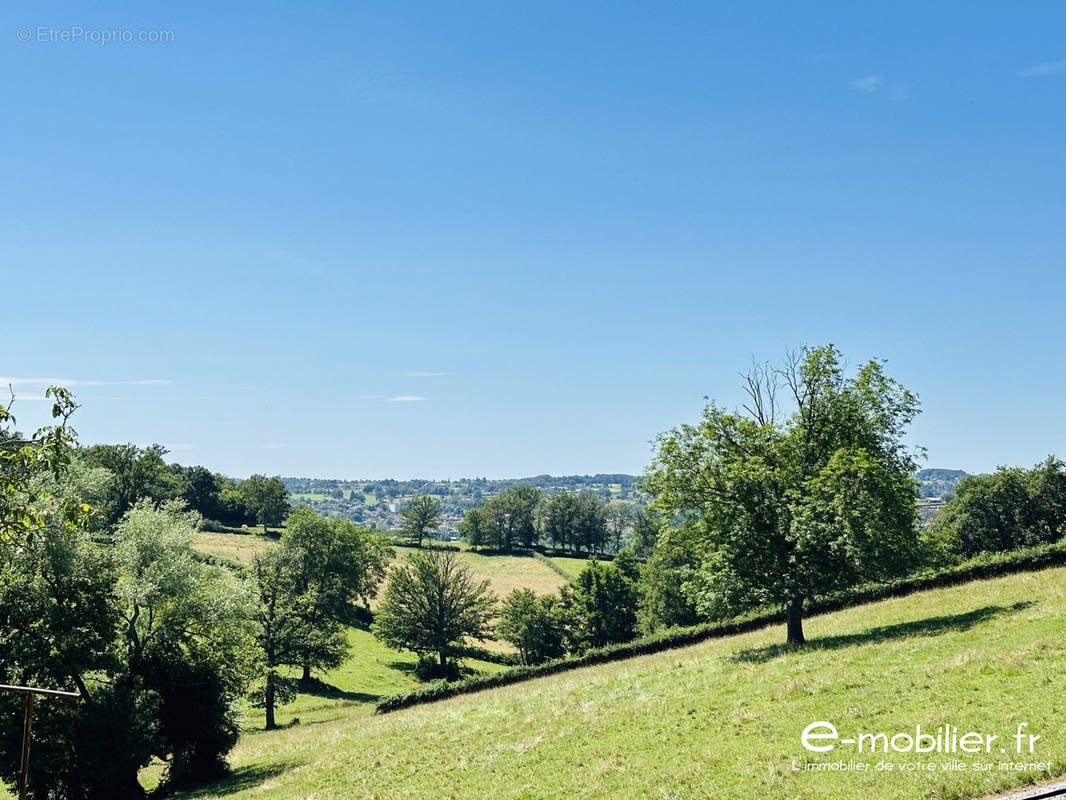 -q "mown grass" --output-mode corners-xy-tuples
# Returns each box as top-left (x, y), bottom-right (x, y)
(547, 555), (595, 580)
(171, 566), (1066, 800)
(192, 531), (275, 565)
(260, 625), (509, 728)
